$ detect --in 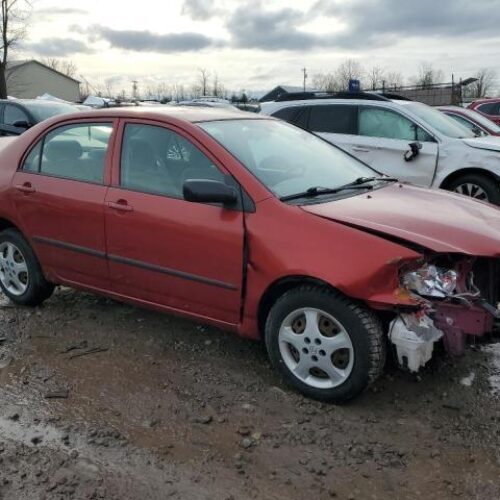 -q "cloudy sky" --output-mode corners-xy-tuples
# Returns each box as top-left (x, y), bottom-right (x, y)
(18, 0), (500, 97)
